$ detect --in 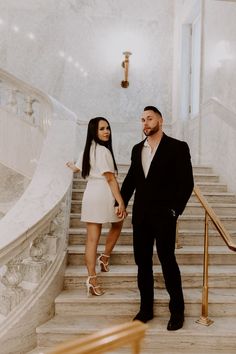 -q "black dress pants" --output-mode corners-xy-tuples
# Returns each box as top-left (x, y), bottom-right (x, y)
(133, 211), (184, 315)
